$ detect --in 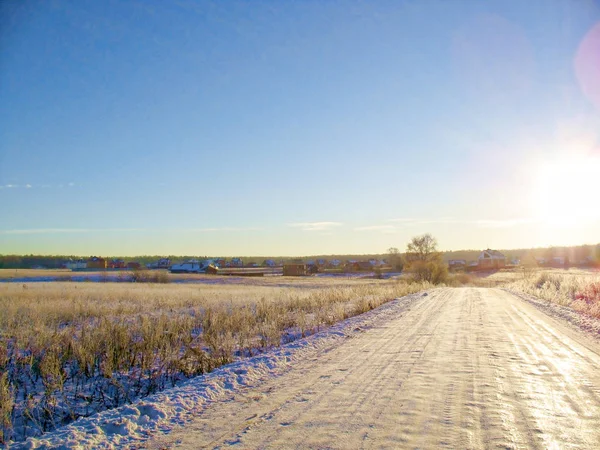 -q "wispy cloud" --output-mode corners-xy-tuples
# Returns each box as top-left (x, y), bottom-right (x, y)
(182, 227), (263, 232)
(354, 225), (397, 233)
(374, 217), (537, 229)
(0, 228), (145, 235)
(288, 222), (343, 231)
(0, 182), (76, 190)
(387, 217), (463, 225)
(386, 218), (421, 223)
(0, 226), (263, 235)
